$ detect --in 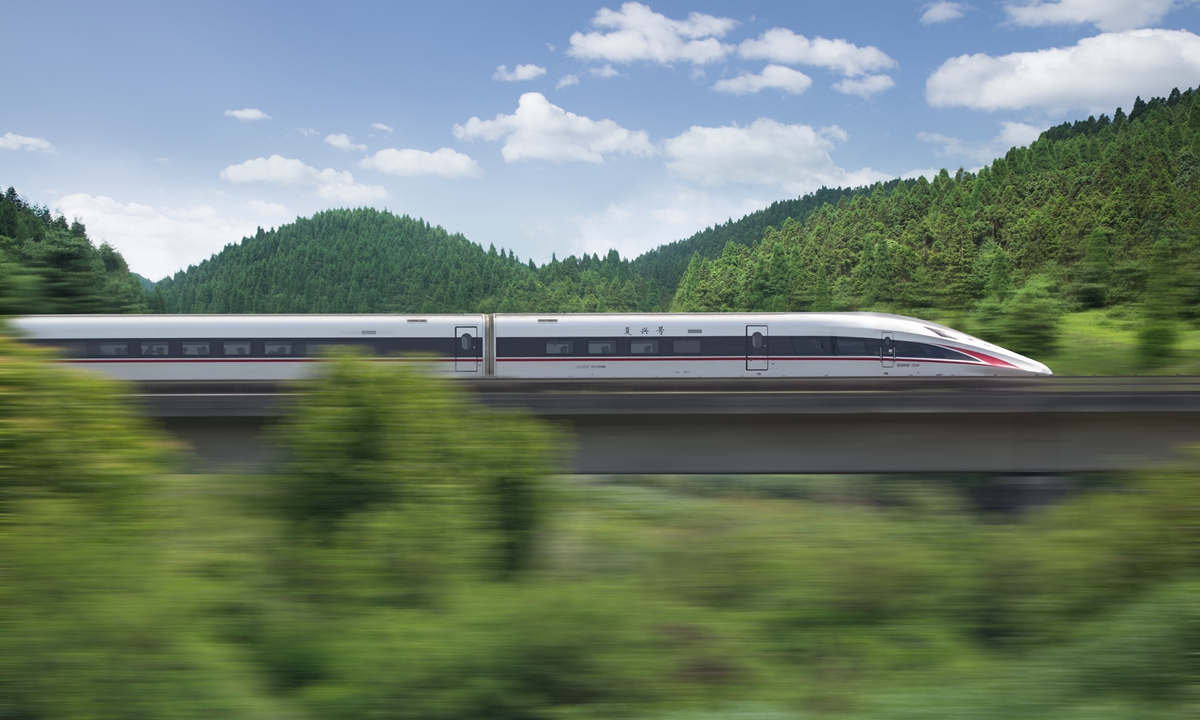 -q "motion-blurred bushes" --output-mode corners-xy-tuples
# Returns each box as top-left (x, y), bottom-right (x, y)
(271, 351), (561, 592)
(0, 332), (285, 719)
(972, 274), (1066, 357)
(3, 341), (1198, 719)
